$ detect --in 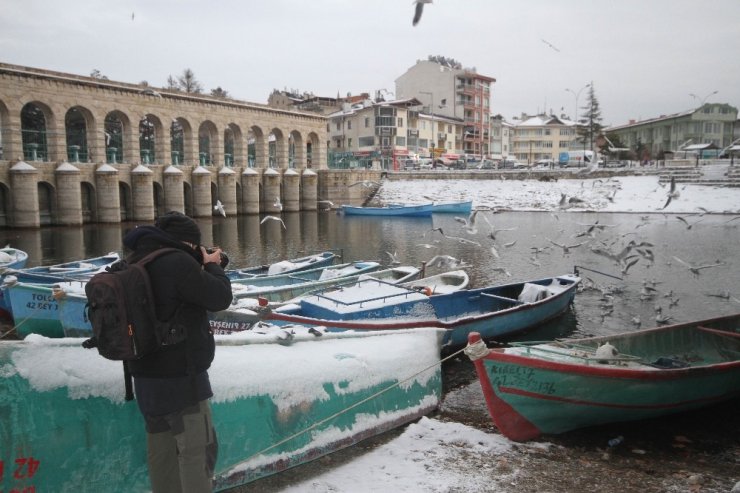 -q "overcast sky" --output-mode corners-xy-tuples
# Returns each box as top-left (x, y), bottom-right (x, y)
(2, 0), (738, 127)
